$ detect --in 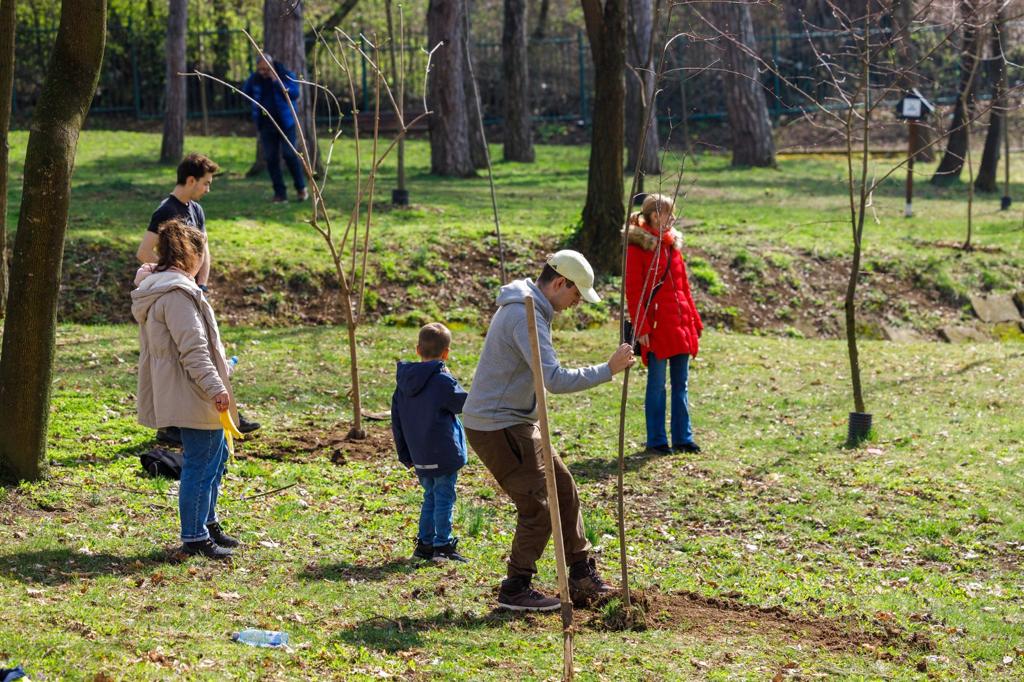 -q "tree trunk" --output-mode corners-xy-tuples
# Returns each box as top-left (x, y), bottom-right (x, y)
(0, 0), (14, 319)
(625, 0), (661, 174)
(263, 0), (321, 175)
(502, 0), (535, 162)
(975, 11), (1005, 193)
(427, 0), (475, 176)
(932, 0), (981, 186)
(211, 0), (232, 83)
(463, 10), (489, 170)
(576, 0), (627, 275)
(159, 0), (187, 164)
(532, 0), (550, 39)
(710, 1), (775, 167)
(0, 0), (107, 482)
(892, 0), (934, 161)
